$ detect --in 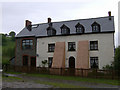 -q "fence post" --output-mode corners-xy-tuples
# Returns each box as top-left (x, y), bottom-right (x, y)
(81, 68), (83, 77)
(95, 69), (97, 78)
(112, 69), (114, 80)
(60, 68), (62, 75)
